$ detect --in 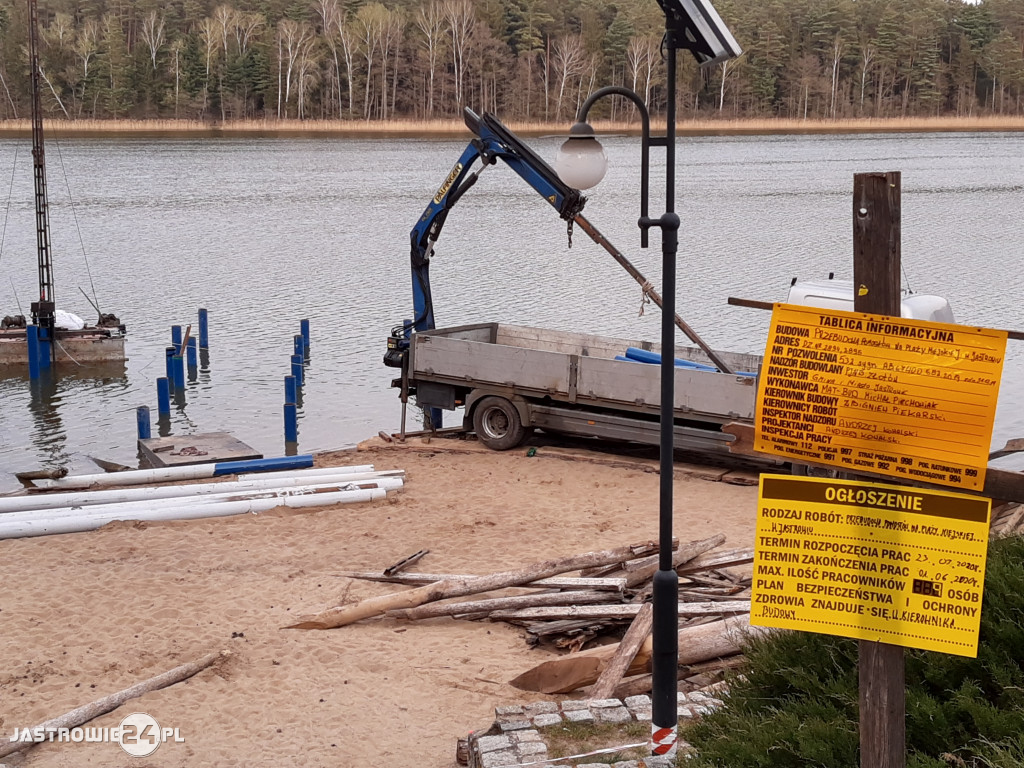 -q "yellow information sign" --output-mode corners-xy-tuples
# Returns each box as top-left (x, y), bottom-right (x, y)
(755, 304), (1007, 491)
(751, 474), (990, 656)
